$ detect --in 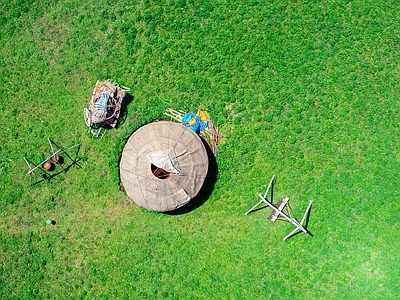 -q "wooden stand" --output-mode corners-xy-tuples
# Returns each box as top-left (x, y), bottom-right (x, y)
(245, 175), (313, 241)
(24, 138), (81, 186)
